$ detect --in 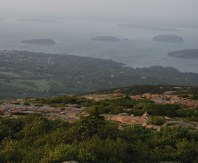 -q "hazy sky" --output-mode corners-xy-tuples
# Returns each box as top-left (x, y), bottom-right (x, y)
(0, 0), (197, 22)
